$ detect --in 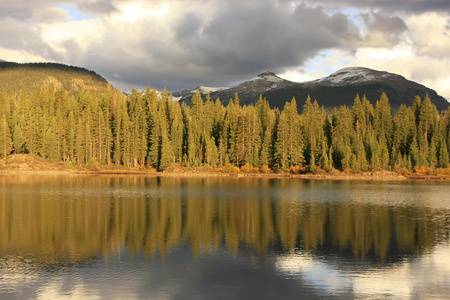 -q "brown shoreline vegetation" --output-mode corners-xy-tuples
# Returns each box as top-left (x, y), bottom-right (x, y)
(1, 154), (449, 181)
